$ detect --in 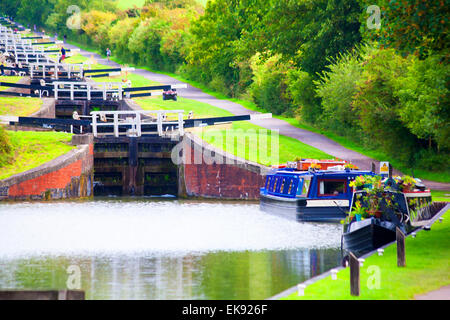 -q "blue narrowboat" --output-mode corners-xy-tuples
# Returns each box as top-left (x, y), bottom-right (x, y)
(259, 168), (377, 222)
